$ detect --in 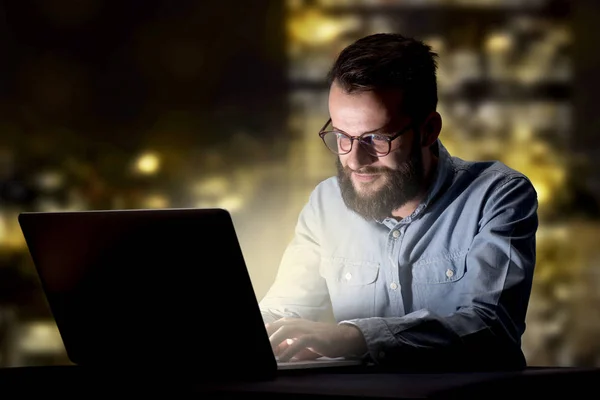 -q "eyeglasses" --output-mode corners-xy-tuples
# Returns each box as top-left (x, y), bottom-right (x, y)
(318, 118), (413, 157)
